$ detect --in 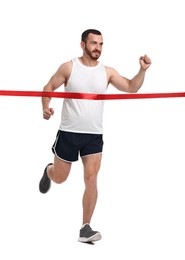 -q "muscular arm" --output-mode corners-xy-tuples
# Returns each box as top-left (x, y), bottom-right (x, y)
(42, 61), (72, 119)
(107, 55), (152, 93)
